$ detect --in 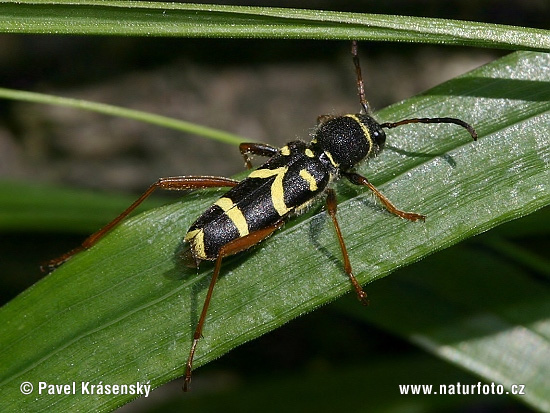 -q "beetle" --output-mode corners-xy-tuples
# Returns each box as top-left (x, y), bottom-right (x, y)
(44, 41), (477, 391)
